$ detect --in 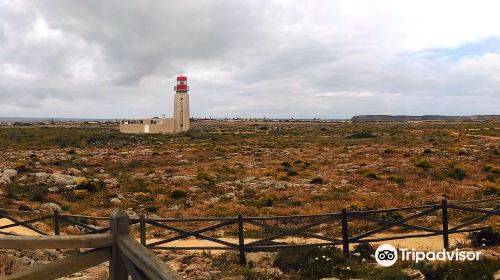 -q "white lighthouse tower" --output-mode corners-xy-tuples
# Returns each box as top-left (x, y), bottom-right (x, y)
(173, 75), (190, 132)
(119, 75), (191, 134)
